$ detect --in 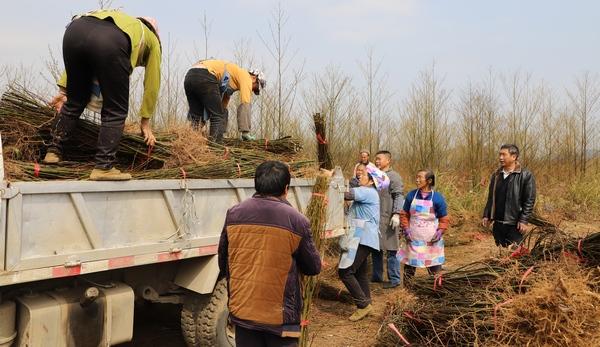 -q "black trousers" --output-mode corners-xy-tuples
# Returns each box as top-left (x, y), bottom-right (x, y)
(235, 325), (298, 347)
(492, 222), (523, 247)
(339, 244), (373, 309)
(49, 16), (132, 169)
(184, 68), (228, 143)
